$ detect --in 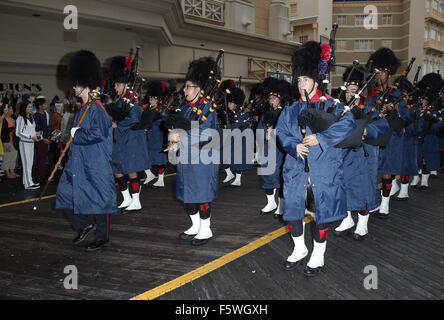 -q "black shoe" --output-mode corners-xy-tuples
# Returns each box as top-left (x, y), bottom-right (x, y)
(179, 232), (196, 240)
(260, 208), (277, 216)
(283, 258), (305, 271)
(377, 212), (389, 220)
(395, 197), (409, 201)
(273, 213), (283, 220)
(410, 184), (420, 189)
(420, 186), (429, 190)
(85, 240), (110, 252)
(191, 237), (211, 246)
(333, 227), (354, 237)
(353, 233), (368, 241)
(72, 224), (96, 245)
(303, 265), (324, 277)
